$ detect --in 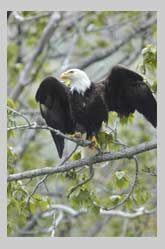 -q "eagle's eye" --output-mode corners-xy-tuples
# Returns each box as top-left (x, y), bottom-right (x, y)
(69, 70), (74, 73)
